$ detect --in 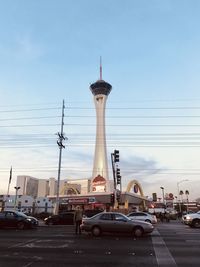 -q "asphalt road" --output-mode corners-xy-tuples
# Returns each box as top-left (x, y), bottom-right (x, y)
(0, 220), (199, 267)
